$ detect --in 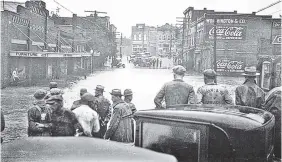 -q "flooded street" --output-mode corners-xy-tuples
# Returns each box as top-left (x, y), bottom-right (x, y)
(1, 60), (245, 143)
